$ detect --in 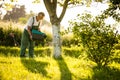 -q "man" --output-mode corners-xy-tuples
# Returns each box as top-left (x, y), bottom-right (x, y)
(20, 12), (45, 58)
